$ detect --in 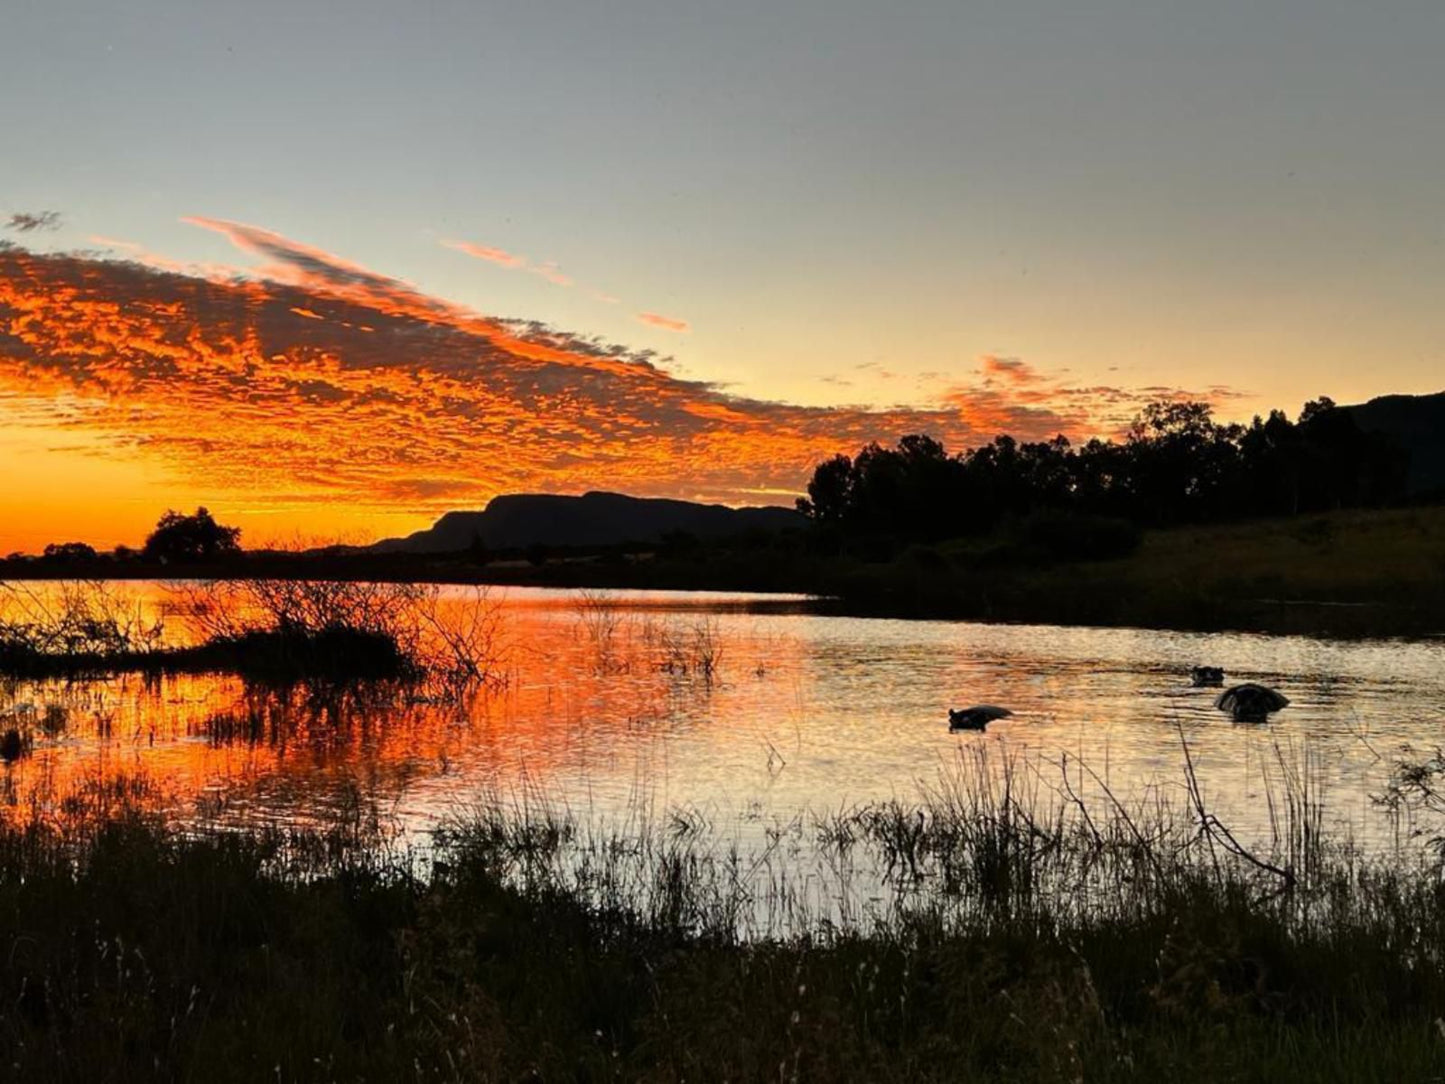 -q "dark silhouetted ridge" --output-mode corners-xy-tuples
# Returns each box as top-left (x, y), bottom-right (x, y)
(373, 491), (804, 553)
(1345, 390), (1445, 497)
